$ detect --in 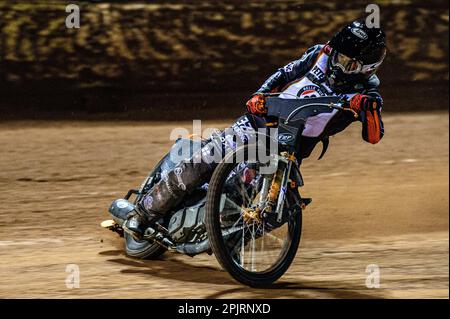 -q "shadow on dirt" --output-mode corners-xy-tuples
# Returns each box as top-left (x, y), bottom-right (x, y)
(98, 249), (124, 256)
(204, 282), (383, 299)
(103, 253), (234, 286)
(100, 250), (382, 299)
